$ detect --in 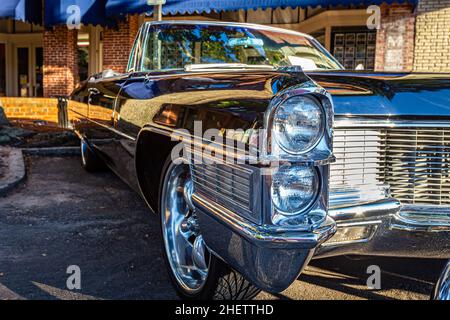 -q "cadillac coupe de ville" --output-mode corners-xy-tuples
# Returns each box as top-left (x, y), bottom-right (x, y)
(64, 21), (450, 299)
